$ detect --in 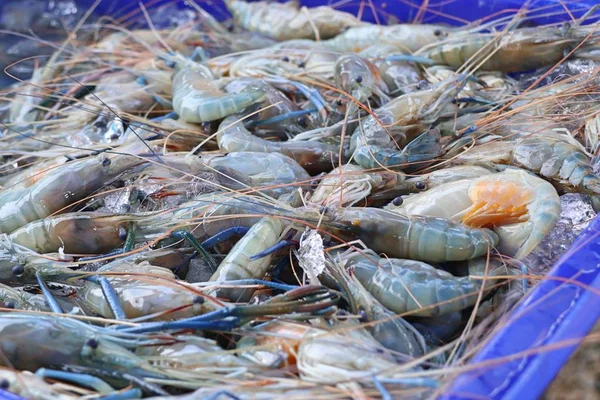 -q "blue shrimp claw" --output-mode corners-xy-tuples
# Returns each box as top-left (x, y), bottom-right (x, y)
(249, 239), (297, 260)
(35, 368), (115, 394)
(136, 76), (148, 86)
(151, 94), (173, 108)
(377, 377), (440, 389)
(150, 111), (179, 122)
(35, 272), (63, 314)
(78, 249), (127, 262)
(84, 275), (127, 321)
(98, 277), (127, 321)
(121, 317), (239, 334)
(268, 78), (327, 119)
(171, 230), (218, 272)
(121, 285), (340, 334)
(372, 377), (393, 400)
(463, 125), (478, 135)
(209, 279), (298, 292)
(200, 226), (250, 248)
